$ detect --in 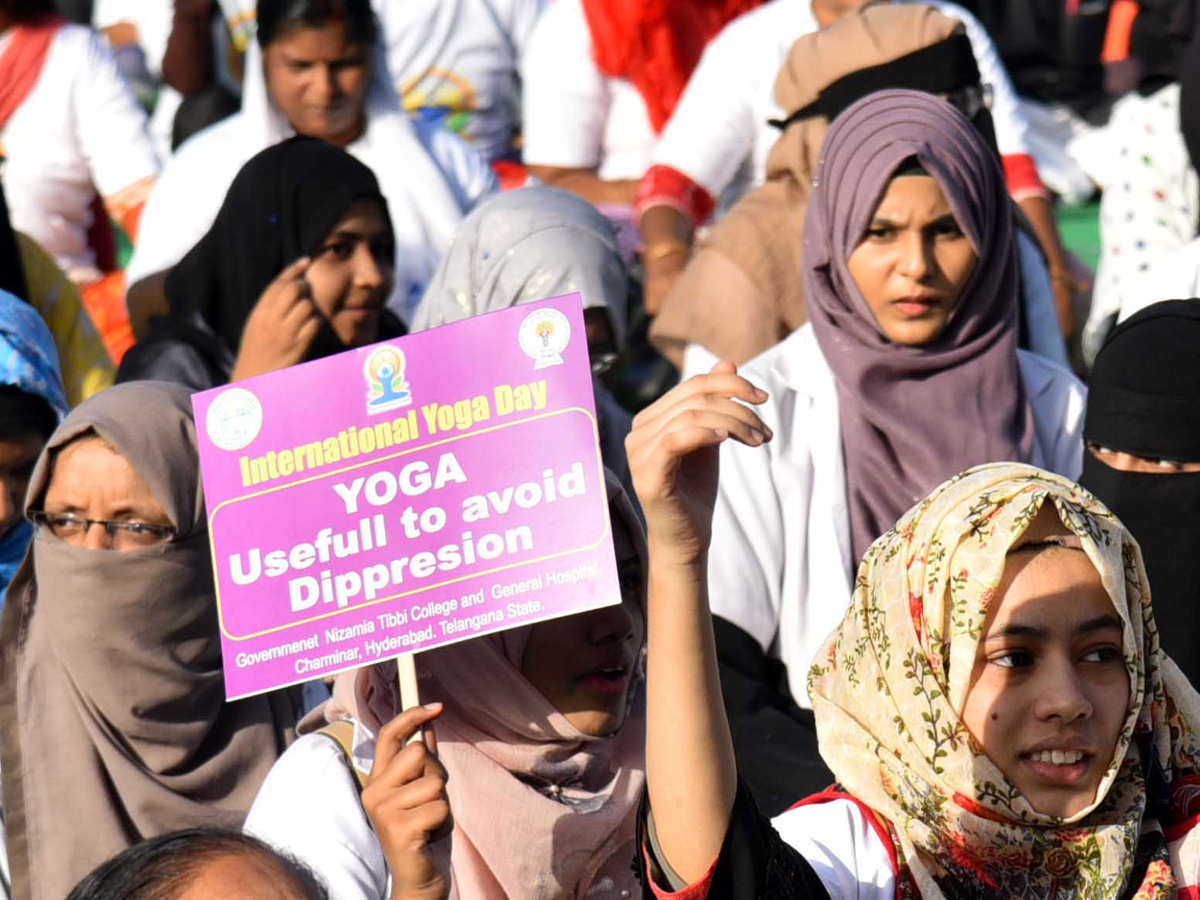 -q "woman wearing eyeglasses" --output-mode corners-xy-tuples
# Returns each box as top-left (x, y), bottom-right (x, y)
(0, 381), (302, 900)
